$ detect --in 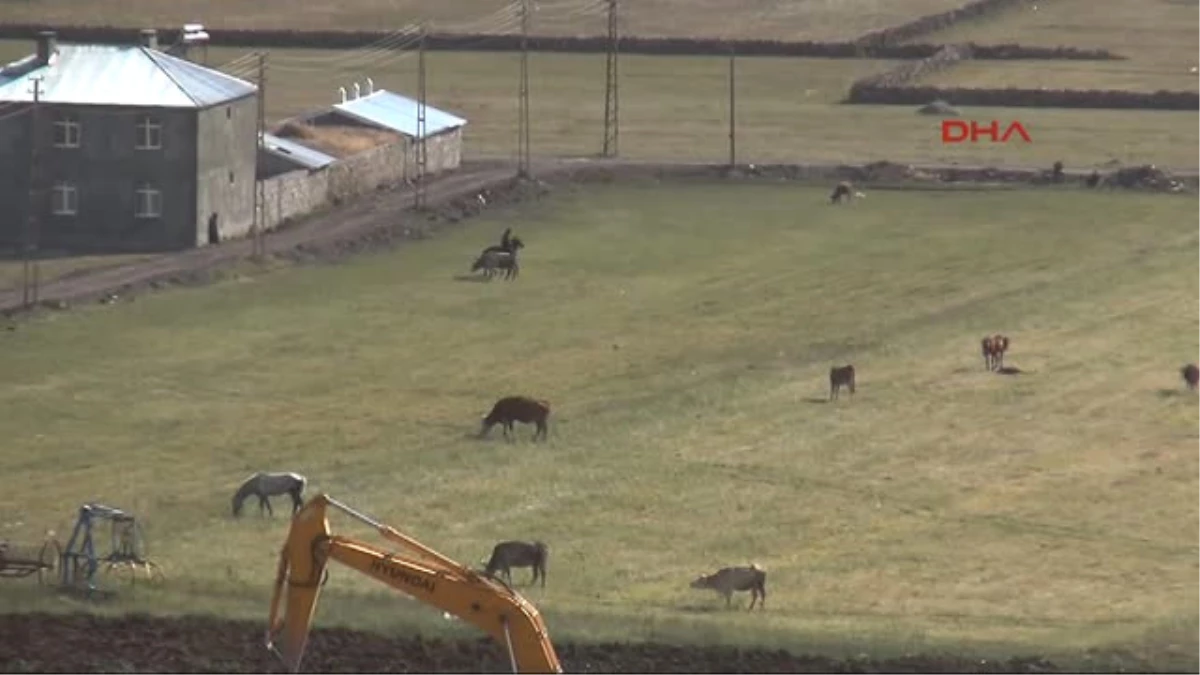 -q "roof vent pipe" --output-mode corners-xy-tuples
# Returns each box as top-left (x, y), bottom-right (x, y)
(353, 82), (361, 99)
(35, 30), (57, 65)
(139, 28), (158, 50)
(339, 87), (347, 103)
(366, 77), (374, 94)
